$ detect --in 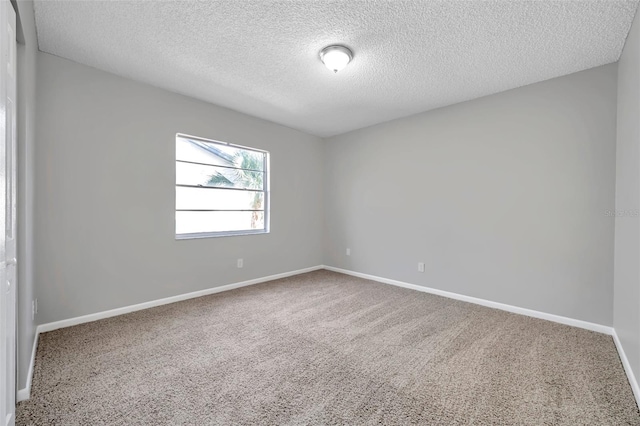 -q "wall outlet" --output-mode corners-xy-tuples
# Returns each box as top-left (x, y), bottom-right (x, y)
(237, 258), (243, 268)
(346, 248), (351, 256)
(418, 262), (425, 273)
(31, 300), (35, 320)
